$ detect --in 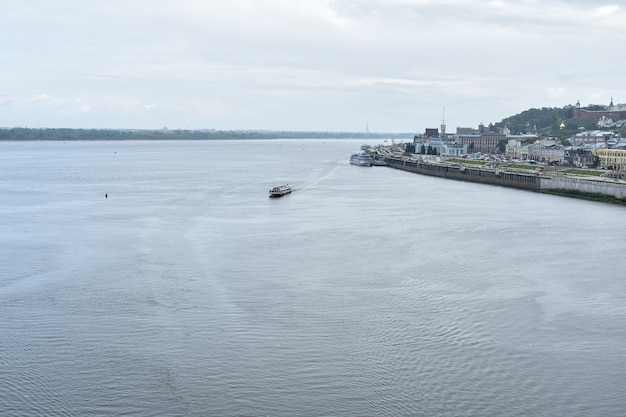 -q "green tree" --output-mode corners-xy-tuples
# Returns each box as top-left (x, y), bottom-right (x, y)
(497, 139), (507, 153)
